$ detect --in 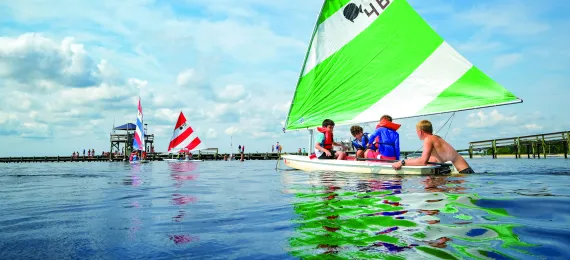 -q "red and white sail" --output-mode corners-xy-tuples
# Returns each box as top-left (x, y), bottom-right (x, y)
(168, 112), (205, 153)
